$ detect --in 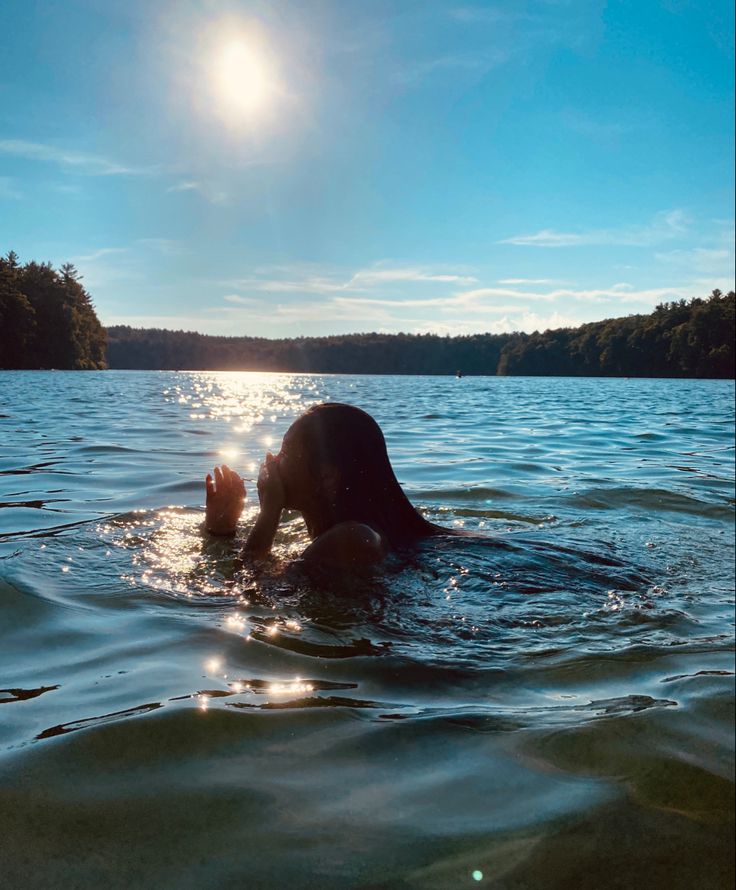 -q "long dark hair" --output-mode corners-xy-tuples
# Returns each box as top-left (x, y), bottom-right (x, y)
(282, 403), (438, 547)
